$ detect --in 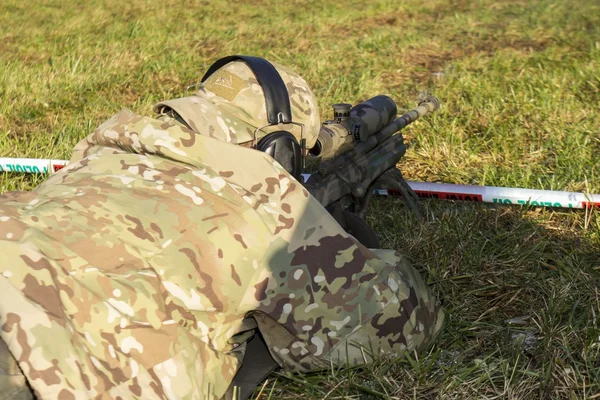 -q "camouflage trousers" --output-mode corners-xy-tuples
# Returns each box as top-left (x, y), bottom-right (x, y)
(0, 338), (33, 400)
